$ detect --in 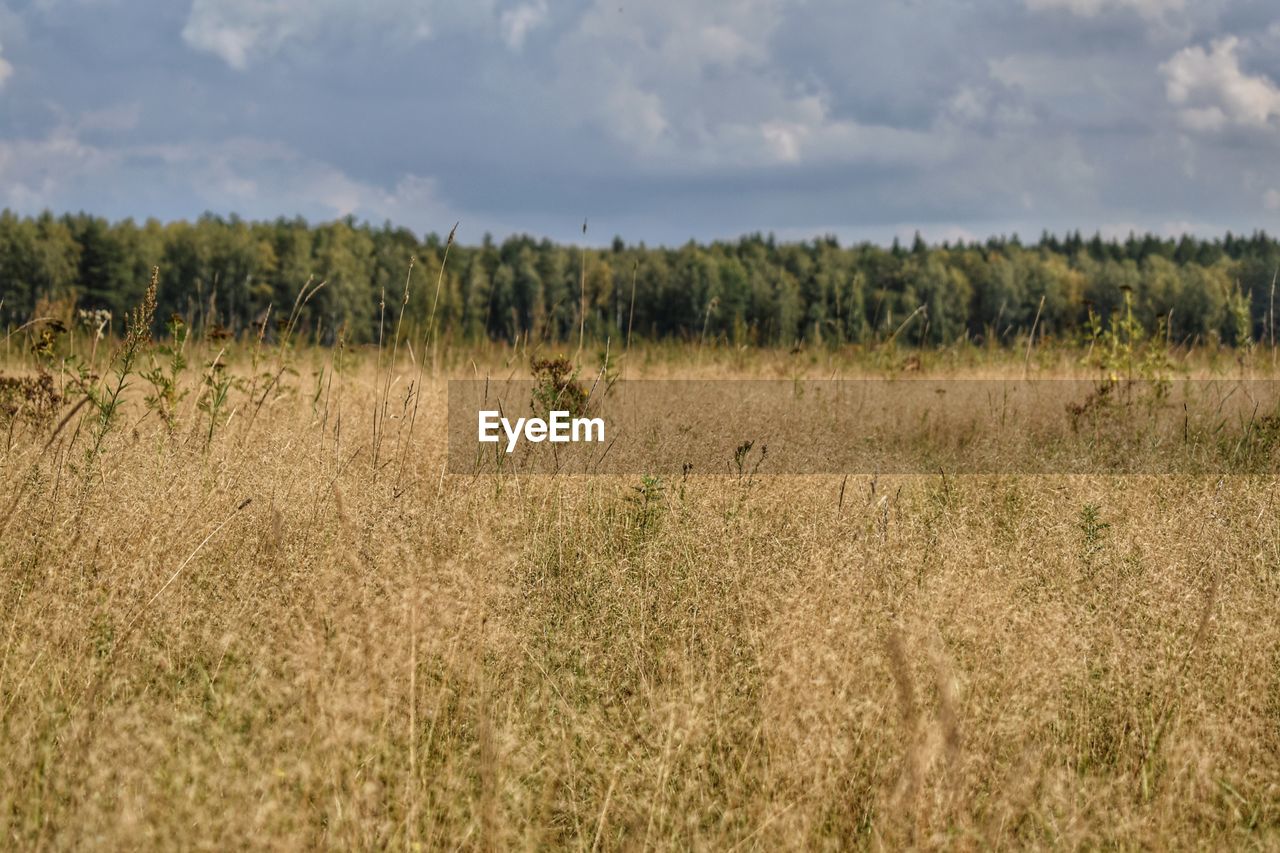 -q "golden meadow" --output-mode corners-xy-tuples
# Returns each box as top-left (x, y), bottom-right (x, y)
(2, 268), (1279, 850)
